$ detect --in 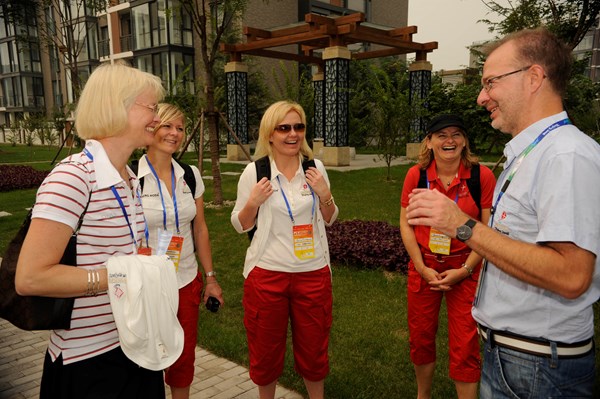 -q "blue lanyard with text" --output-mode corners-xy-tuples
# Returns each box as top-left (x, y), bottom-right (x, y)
(490, 118), (571, 226)
(146, 159), (180, 233)
(276, 175), (315, 225)
(83, 147), (146, 248)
